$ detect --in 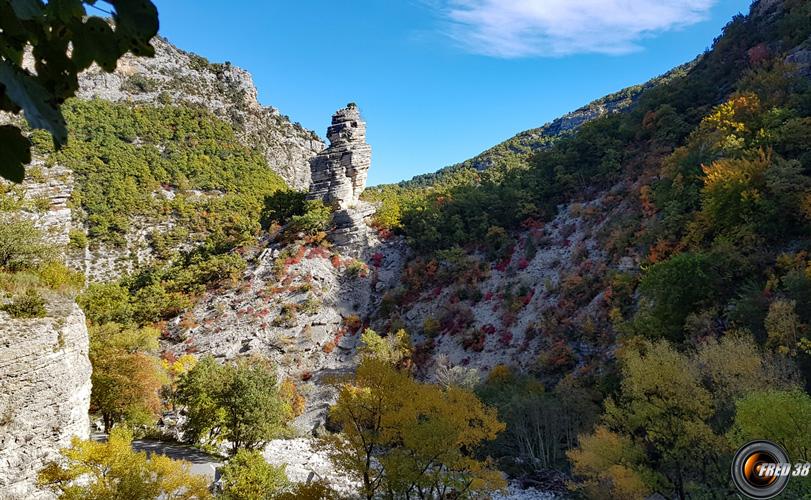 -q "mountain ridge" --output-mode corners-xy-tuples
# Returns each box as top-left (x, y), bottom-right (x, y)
(393, 60), (696, 190)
